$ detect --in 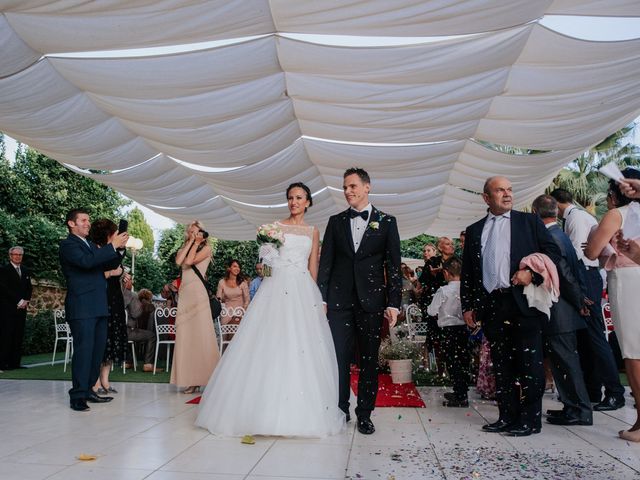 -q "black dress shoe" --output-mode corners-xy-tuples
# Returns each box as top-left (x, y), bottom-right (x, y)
(482, 419), (514, 433)
(70, 399), (90, 411)
(86, 392), (113, 403)
(357, 417), (375, 435)
(546, 409), (565, 418)
(443, 396), (469, 408)
(547, 415), (592, 426)
(504, 425), (541, 437)
(594, 396), (625, 411)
